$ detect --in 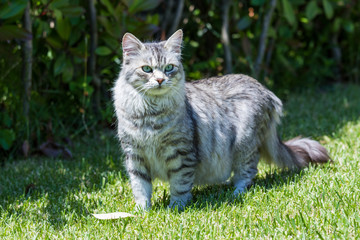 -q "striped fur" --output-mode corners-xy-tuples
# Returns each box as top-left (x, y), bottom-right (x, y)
(112, 30), (330, 210)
